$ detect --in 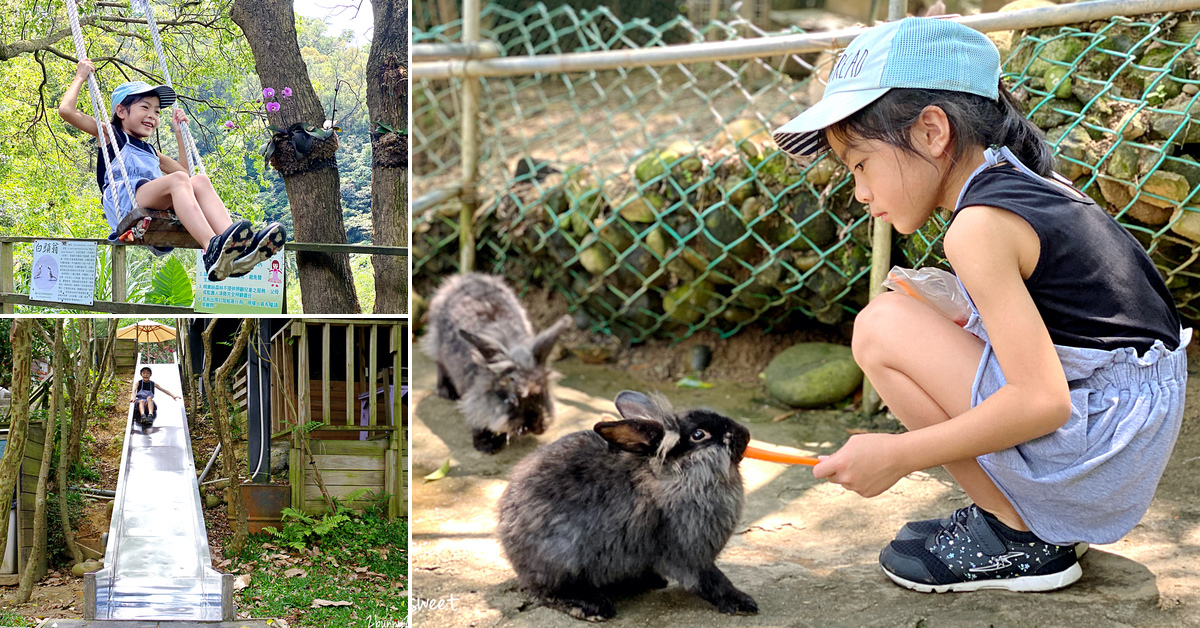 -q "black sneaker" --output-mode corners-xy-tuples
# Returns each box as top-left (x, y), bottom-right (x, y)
(203, 220), (254, 282)
(227, 223), (287, 278)
(895, 508), (1089, 558)
(880, 504), (1081, 593)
